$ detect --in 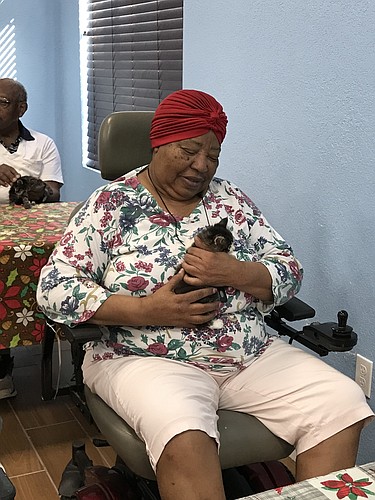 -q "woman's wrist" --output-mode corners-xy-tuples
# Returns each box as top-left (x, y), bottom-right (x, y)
(229, 261), (273, 302)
